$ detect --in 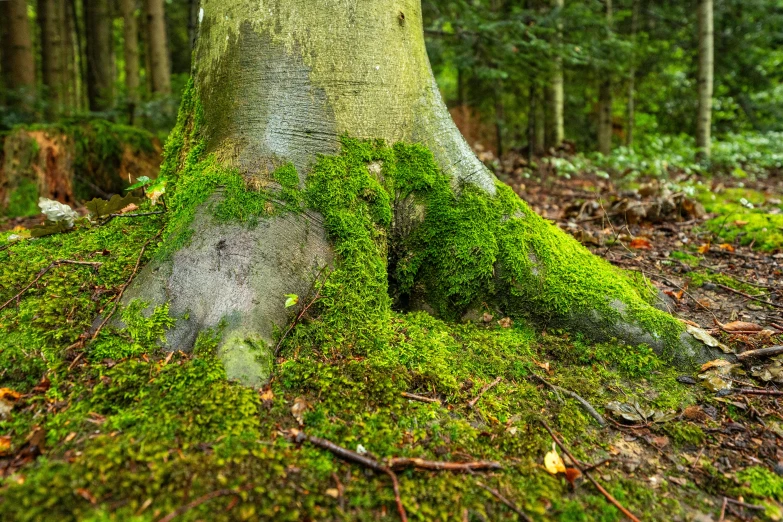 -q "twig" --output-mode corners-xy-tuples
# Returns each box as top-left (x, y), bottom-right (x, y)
(689, 446), (706, 469)
(531, 374), (606, 427)
(388, 458), (501, 472)
(737, 345), (783, 361)
(274, 265), (330, 356)
(90, 234), (159, 342)
(157, 484), (253, 522)
(540, 420), (641, 522)
(468, 377), (502, 408)
(733, 388), (783, 396)
(475, 481), (533, 522)
(716, 283), (783, 309)
(401, 392), (441, 404)
(107, 211), (165, 219)
(0, 260), (102, 312)
(725, 497), (765, 511)
(292, 431), (407, 521)
(717, 497), (728, 522)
